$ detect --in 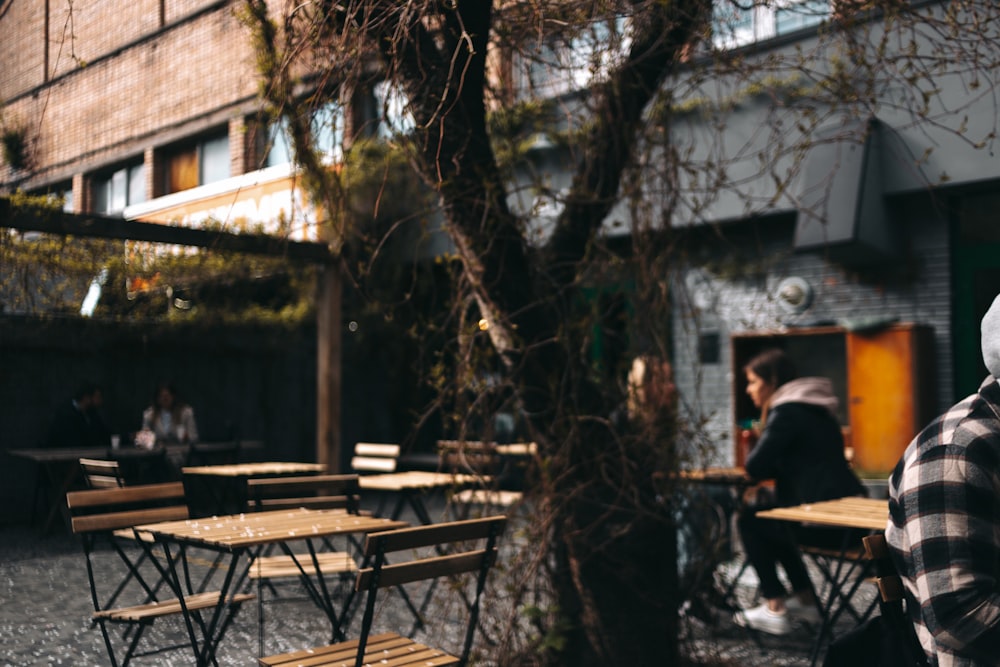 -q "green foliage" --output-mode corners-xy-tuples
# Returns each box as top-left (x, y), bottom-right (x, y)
(0, 196), (315, 325)
(487, 99), (556, 139)
(342, 138), (426, 215)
